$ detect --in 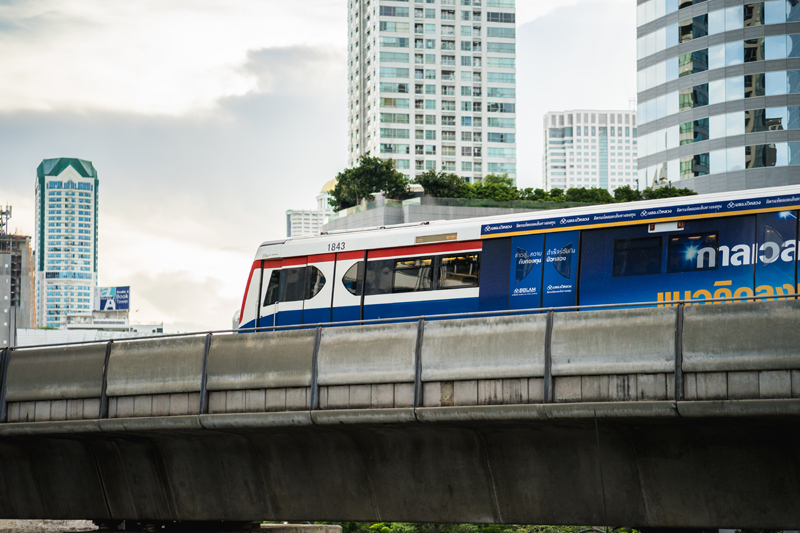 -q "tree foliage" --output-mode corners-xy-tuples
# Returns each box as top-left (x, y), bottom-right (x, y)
(329, 154), (412, 211)
(413, 171), (697, 206)
(414, 170), (470, 198)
